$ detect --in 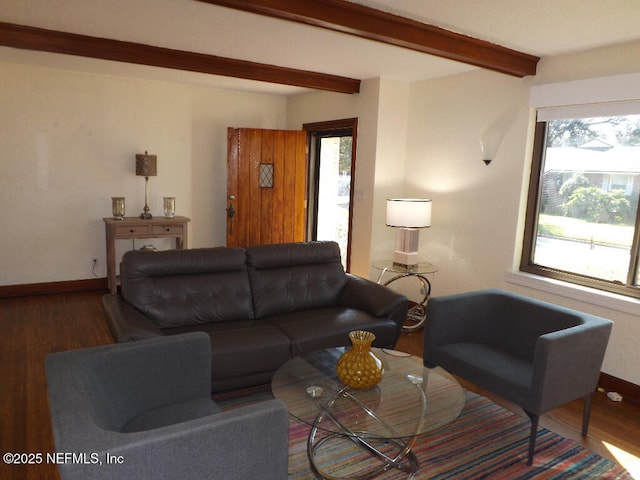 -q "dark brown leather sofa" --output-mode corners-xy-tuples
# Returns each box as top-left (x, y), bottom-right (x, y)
(102, 241), (408, 391)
